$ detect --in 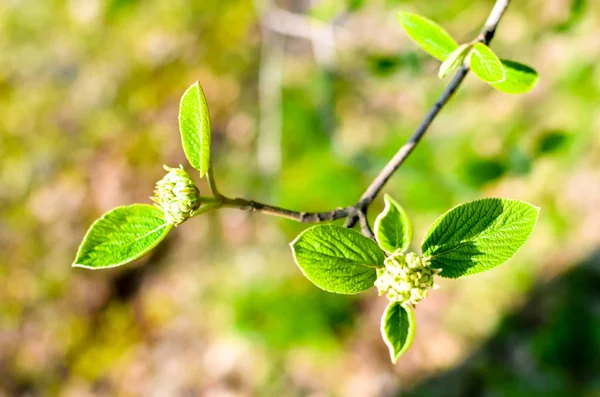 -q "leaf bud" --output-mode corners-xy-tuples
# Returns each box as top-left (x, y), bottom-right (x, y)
(152, 165), (200, 225)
